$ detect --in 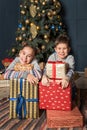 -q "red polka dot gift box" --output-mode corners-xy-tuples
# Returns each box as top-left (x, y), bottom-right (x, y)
(39, 81), (72, 110)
